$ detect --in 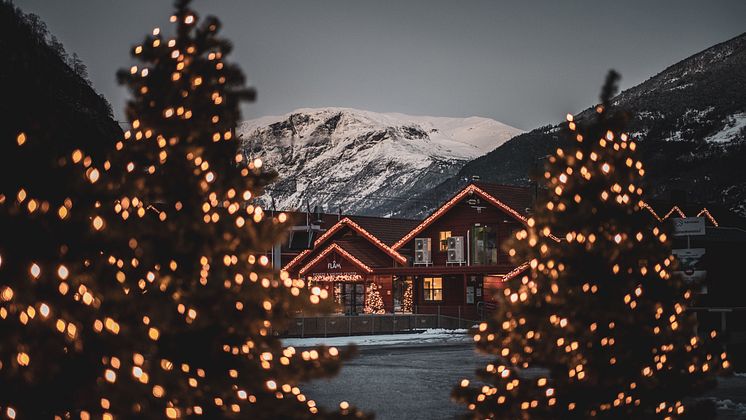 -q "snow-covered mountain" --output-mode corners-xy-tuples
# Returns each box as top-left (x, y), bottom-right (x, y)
(237, 107), (521, 215)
